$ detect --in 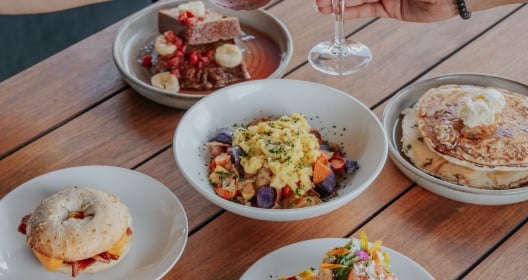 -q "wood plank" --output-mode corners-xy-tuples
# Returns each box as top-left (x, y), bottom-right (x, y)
(284, 5), (521, 107)
(162, 160), (412, 279)
(359, 7), (528, 279)
(135, 148), (223, 230)
(428, 4), (528, 84)
(464, 221), (528, 279)
(357, 187), (528, 279)
(0, 89), (182, 199)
